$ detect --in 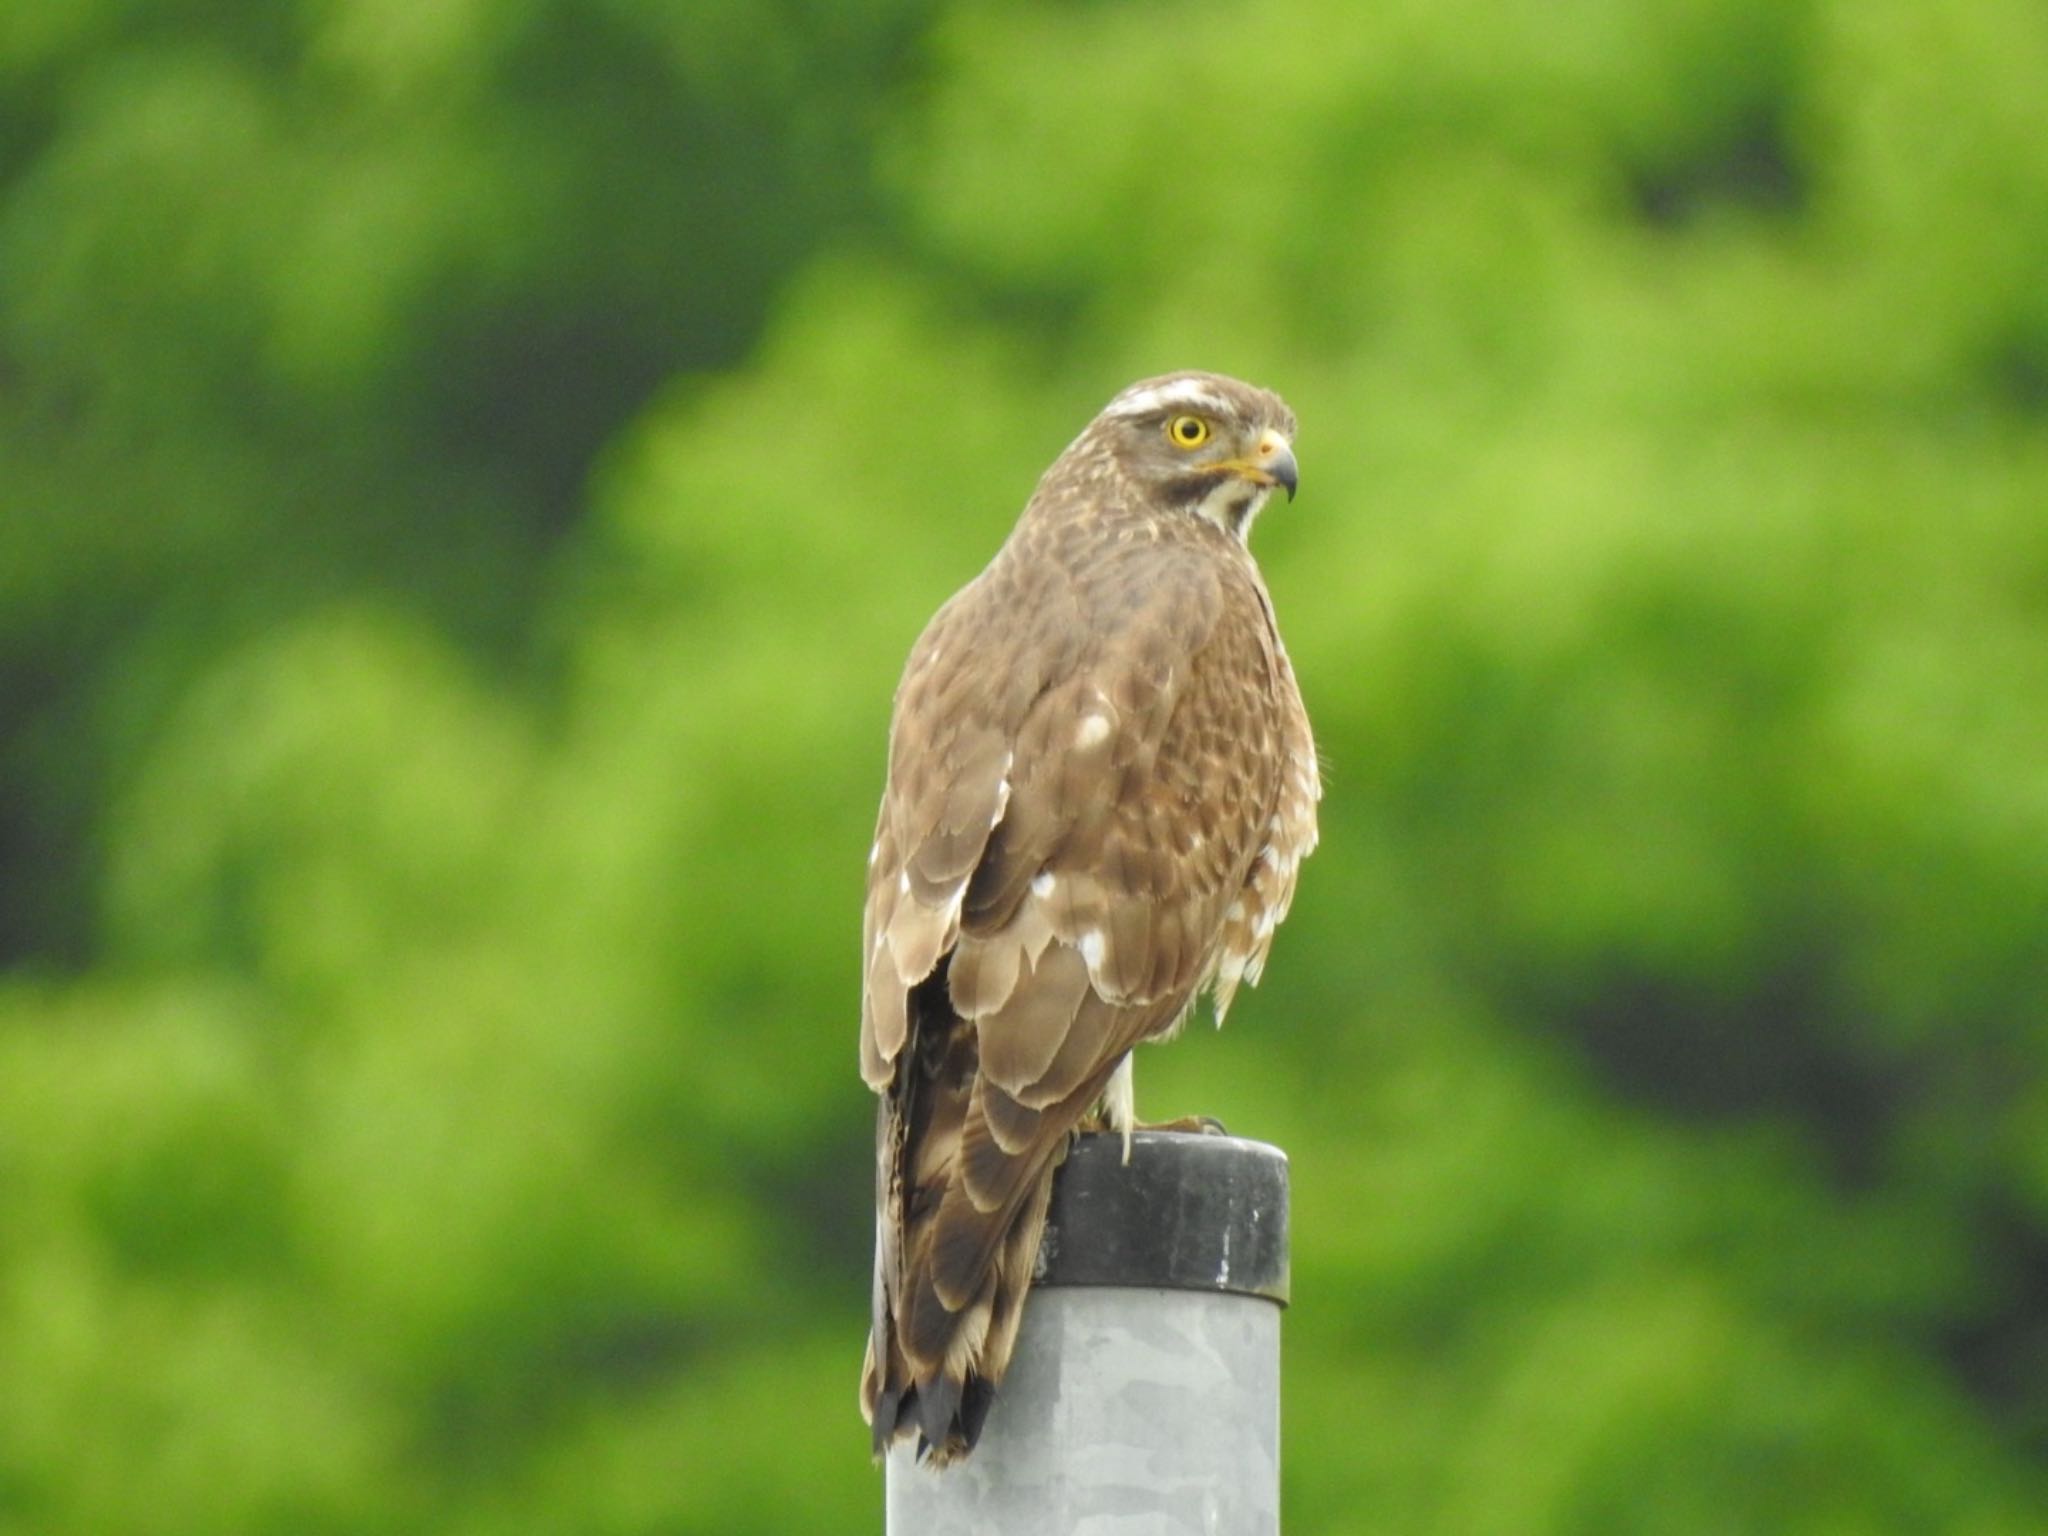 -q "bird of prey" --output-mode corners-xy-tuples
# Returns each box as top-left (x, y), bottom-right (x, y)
(858, 370), (1320, 1465)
